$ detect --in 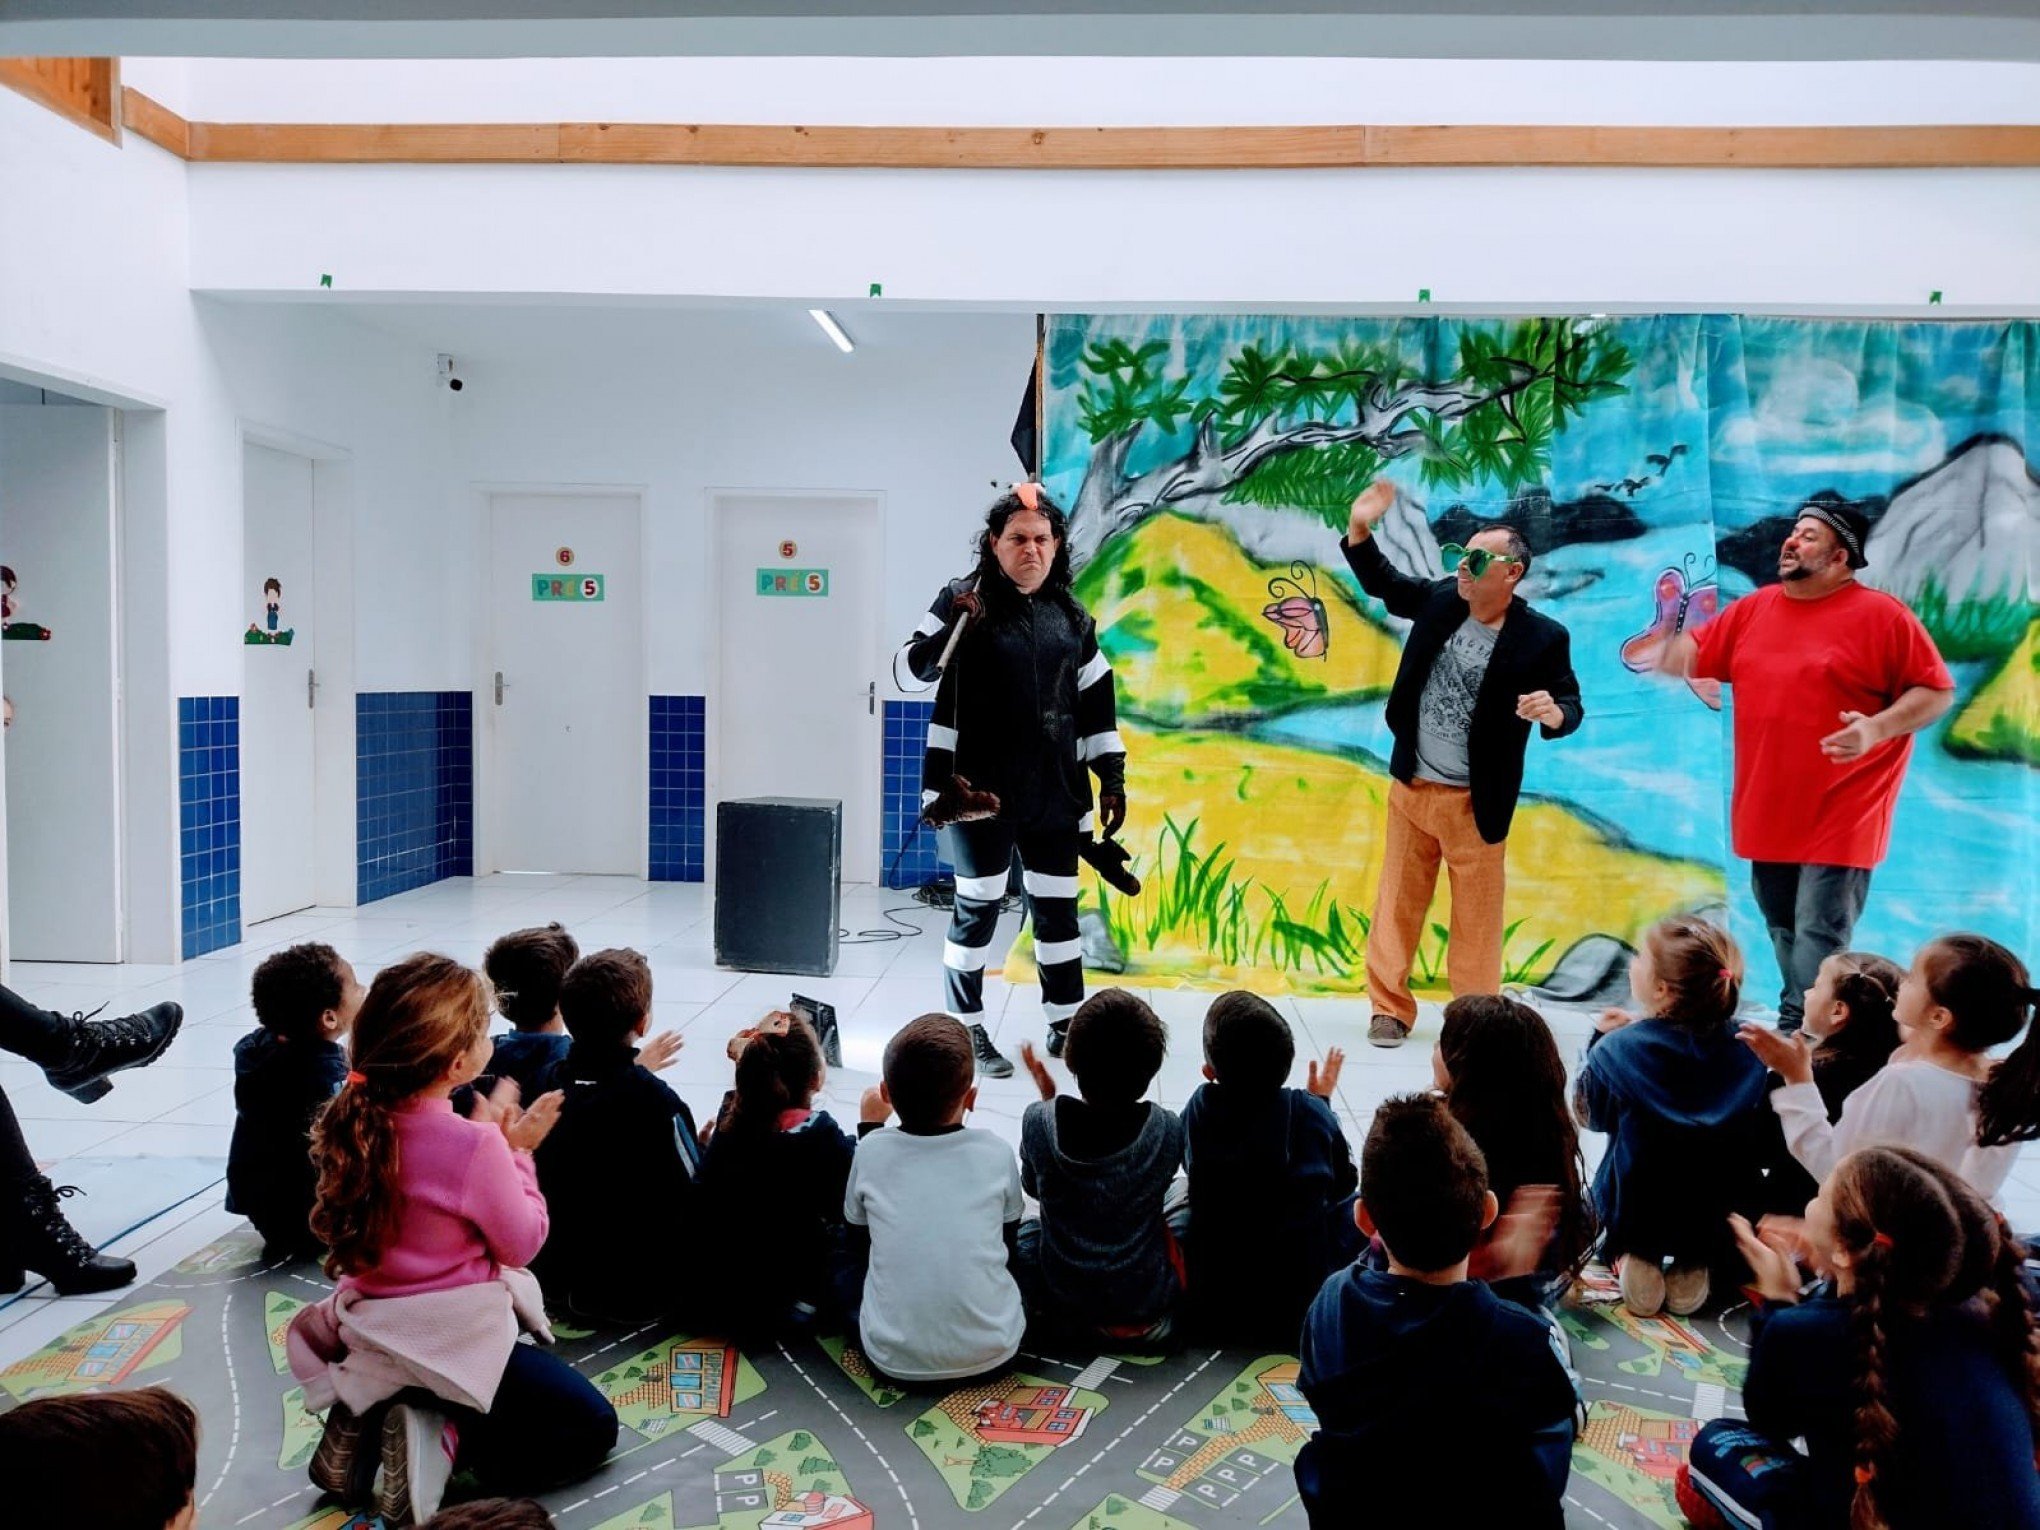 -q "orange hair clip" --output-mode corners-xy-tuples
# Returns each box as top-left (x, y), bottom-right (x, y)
(1013, 482), (1043, 511)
